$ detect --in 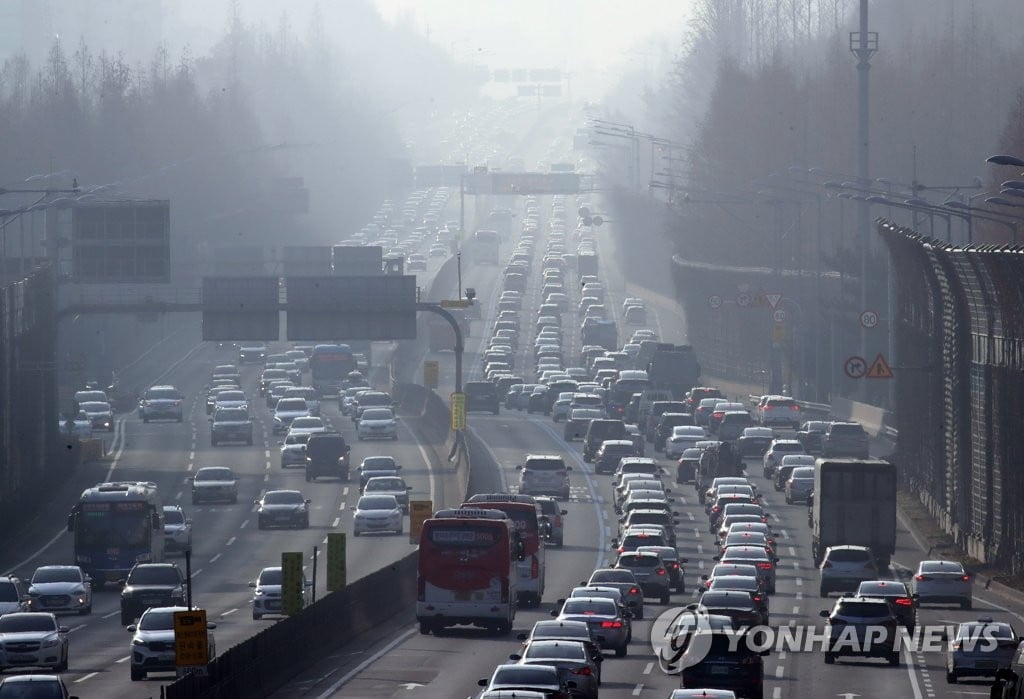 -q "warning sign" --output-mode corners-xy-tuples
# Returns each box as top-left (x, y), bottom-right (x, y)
(409, 500), (433, 544)
(866, 353), (894, 379)
(766, 293), (782, 309)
